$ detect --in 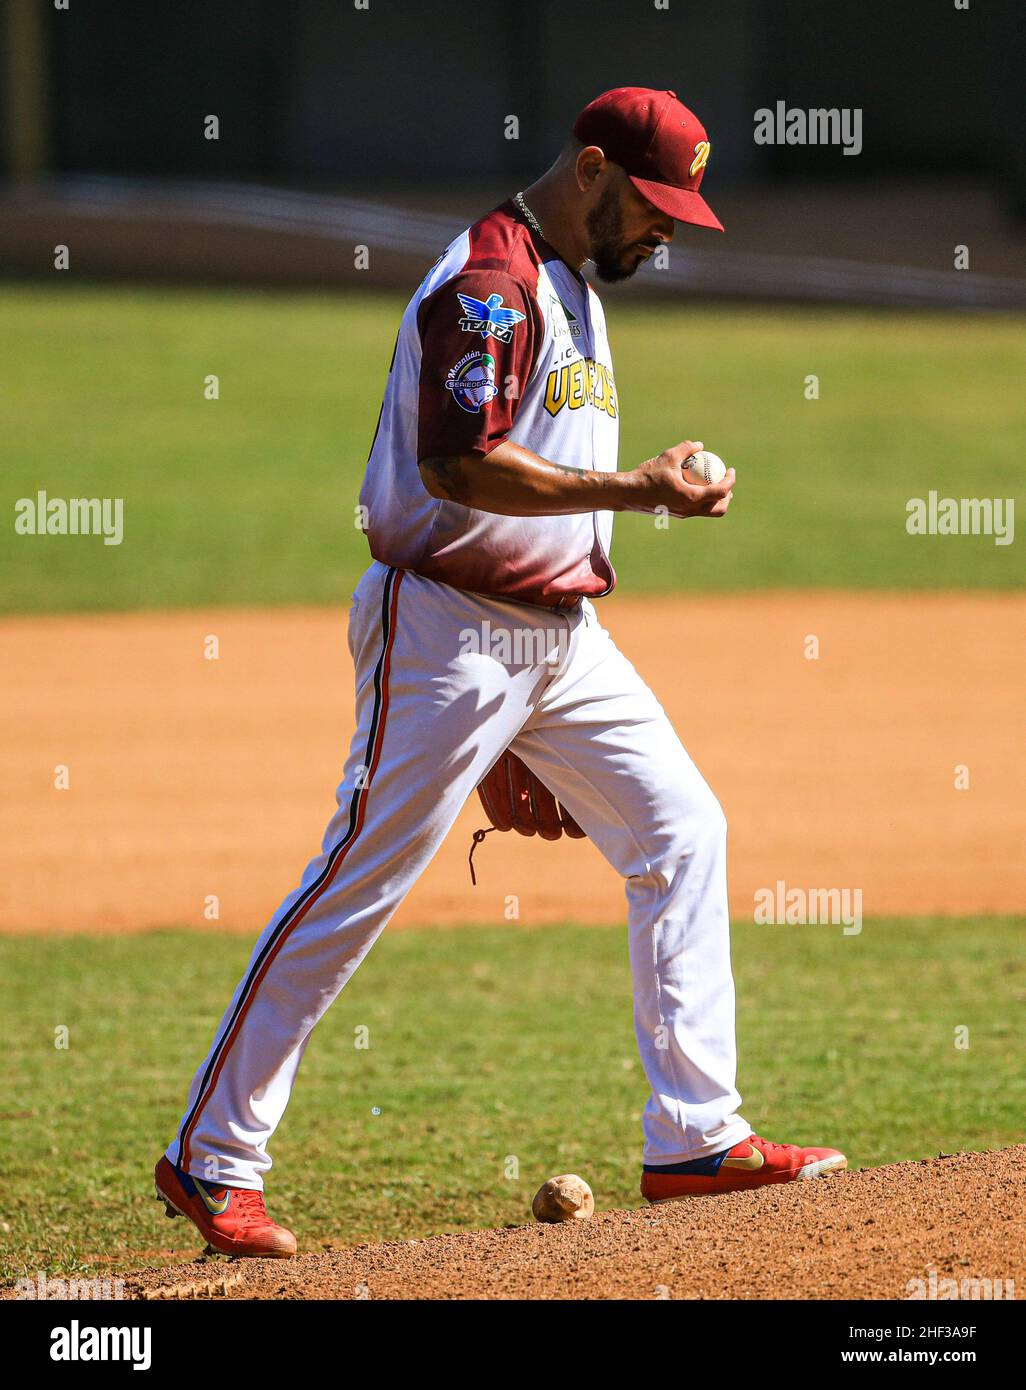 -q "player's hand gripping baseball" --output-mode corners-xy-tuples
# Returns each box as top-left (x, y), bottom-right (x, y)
(625, 440), (735, 518)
